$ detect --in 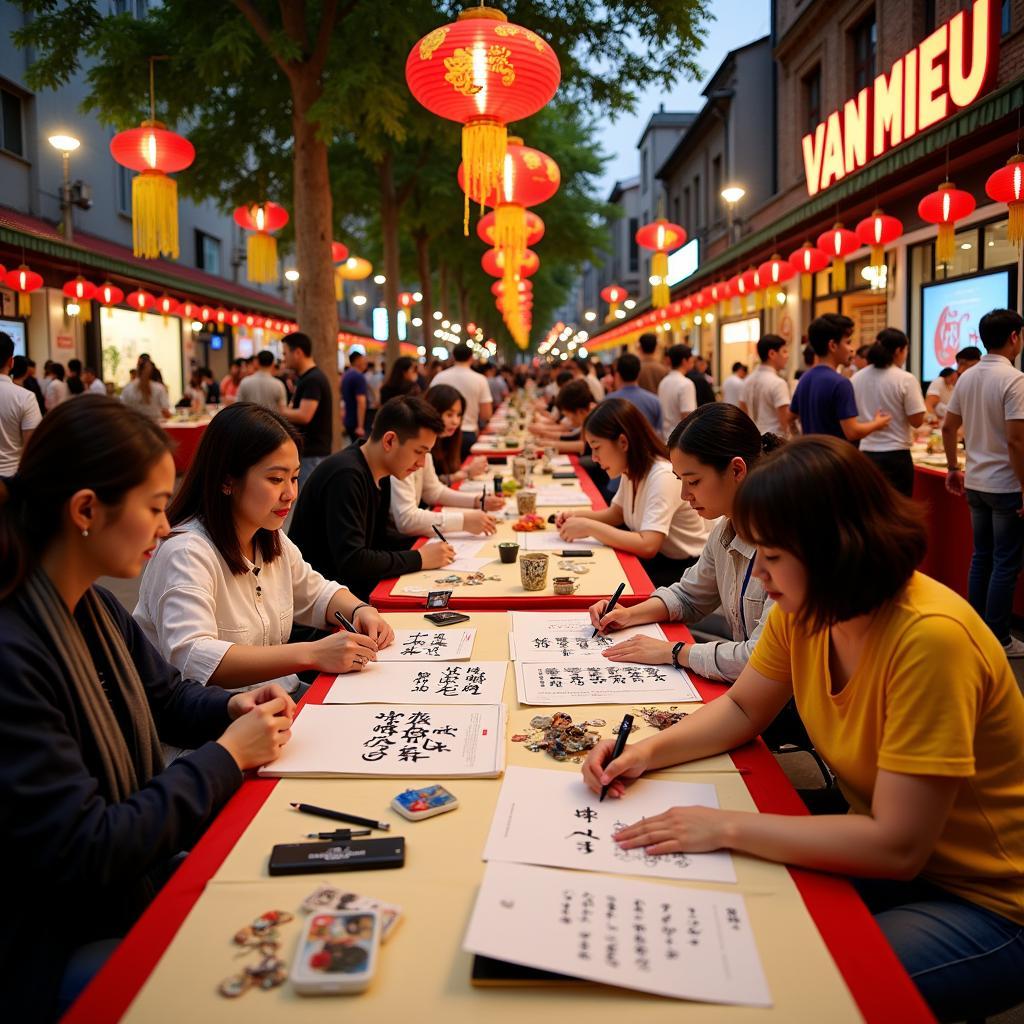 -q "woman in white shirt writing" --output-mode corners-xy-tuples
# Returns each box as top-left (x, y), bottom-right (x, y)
(389, 384), (504, 538)
(135, 403), (393, 697)
(556, 398), (712, 588)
